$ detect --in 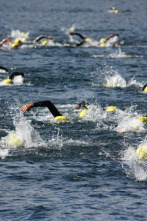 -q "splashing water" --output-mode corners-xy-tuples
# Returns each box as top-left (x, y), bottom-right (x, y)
(122, 145), (147, 181)
(105, 73), (127, 88)
(11, 30), (29, 41)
